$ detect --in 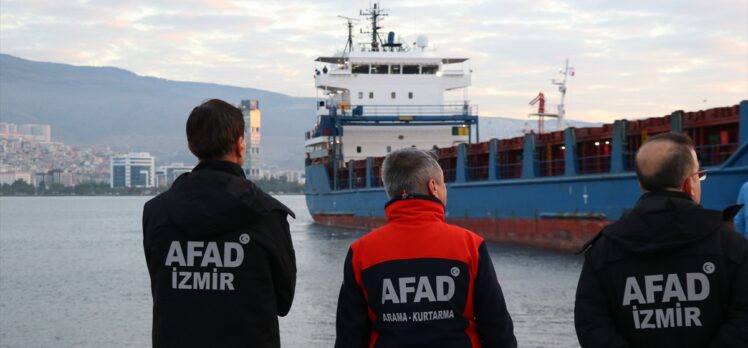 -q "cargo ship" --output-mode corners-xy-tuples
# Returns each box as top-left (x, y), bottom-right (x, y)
(304, 3), (748, 251)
